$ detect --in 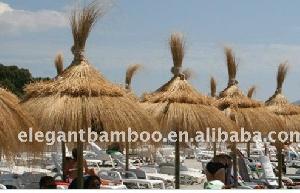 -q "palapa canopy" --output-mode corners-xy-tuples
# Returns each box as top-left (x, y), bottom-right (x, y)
(0, 87), (39, 158)
(22, 3), (156, 135)
(141, 32), (236, 189)
(214, 47), (284, 136)
(264, 63), (298, 188)
(21, 2), (157, 187)
(141, 33), (236, 135)
(210, 77), (217, 98)
(213, 47), (284, 187)
(124, 64), (142, 101)
(247, 86), (256, 99)
(265, 62), (300, 133)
